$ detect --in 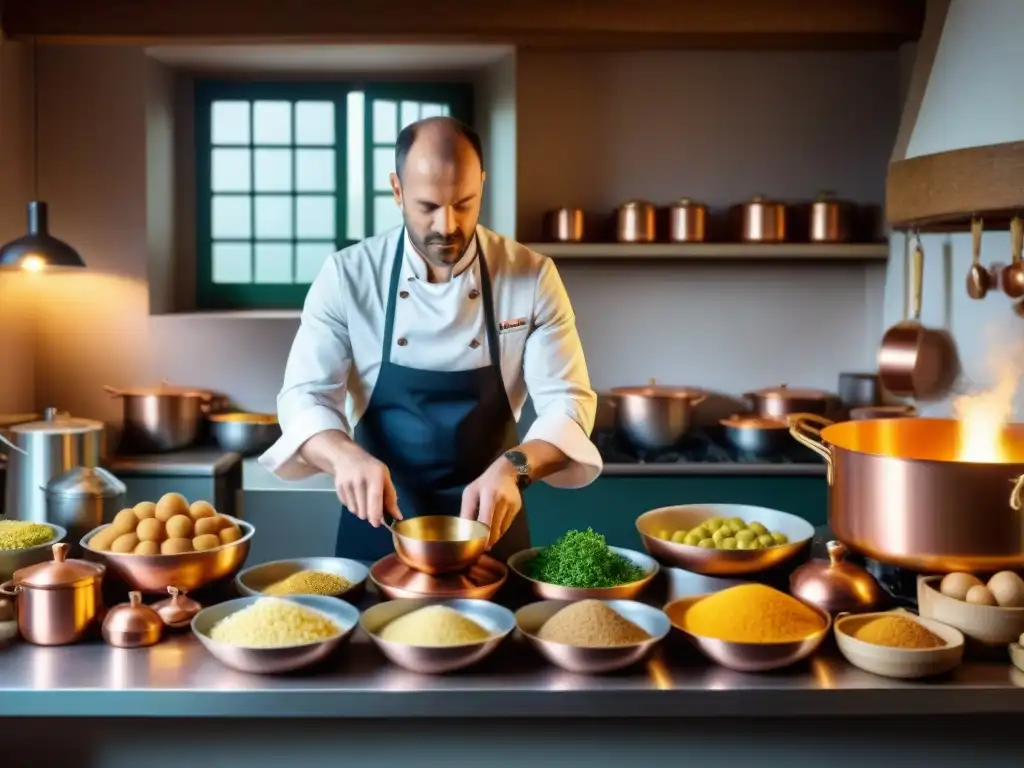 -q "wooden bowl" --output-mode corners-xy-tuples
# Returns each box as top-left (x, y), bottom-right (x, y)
(918, 575), (1024, 656)
(834, 610), (964, 679)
